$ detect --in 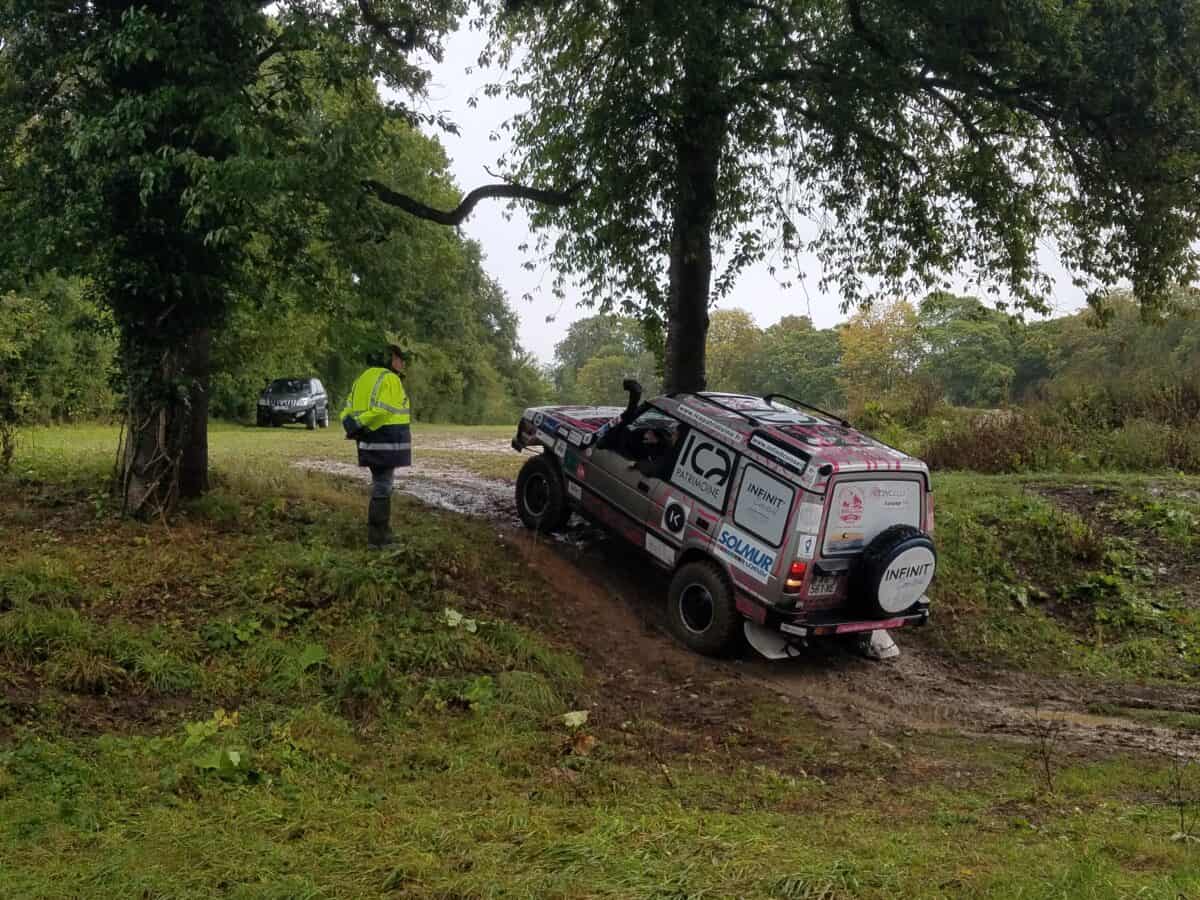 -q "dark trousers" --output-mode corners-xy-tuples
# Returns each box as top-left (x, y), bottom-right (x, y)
(370, 466), (395, 499)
